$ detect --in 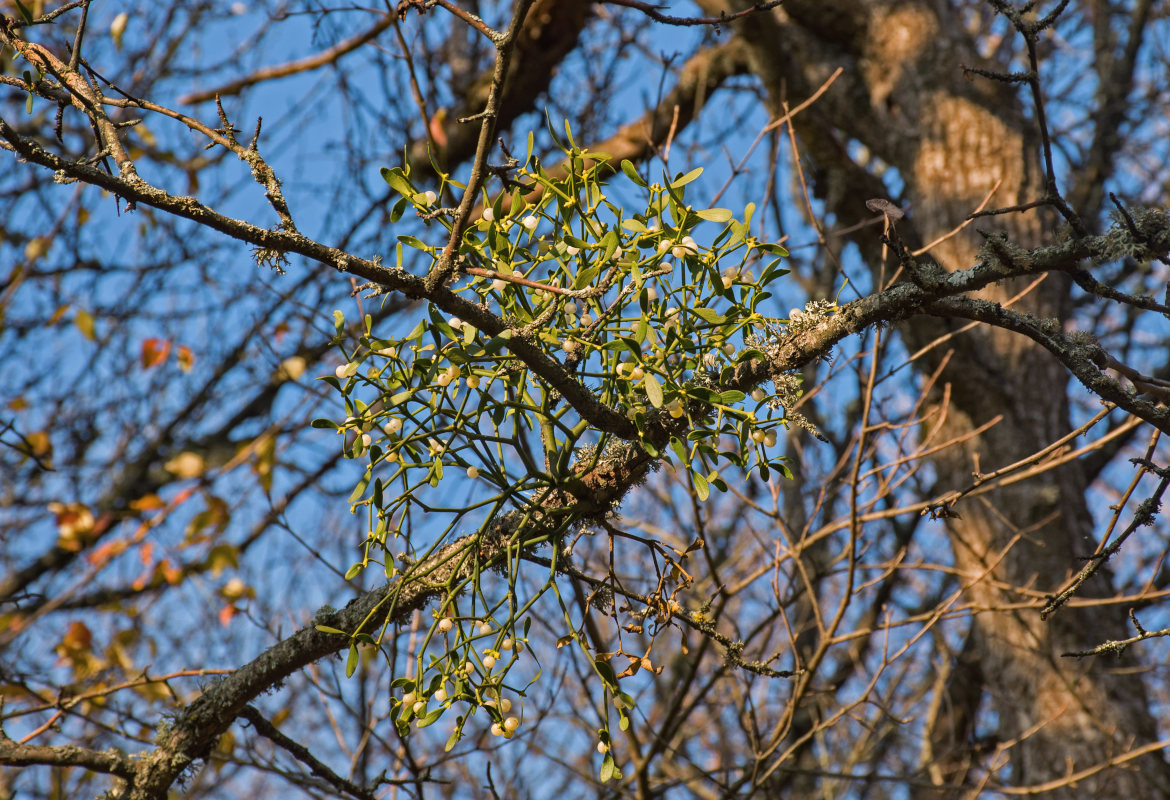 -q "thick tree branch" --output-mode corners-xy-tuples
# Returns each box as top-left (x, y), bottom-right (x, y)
(0, 732), (135, 779)
(924, 296), (1170, 434)
(426, 0), (538, 291)
(0, 119), (636, 440)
